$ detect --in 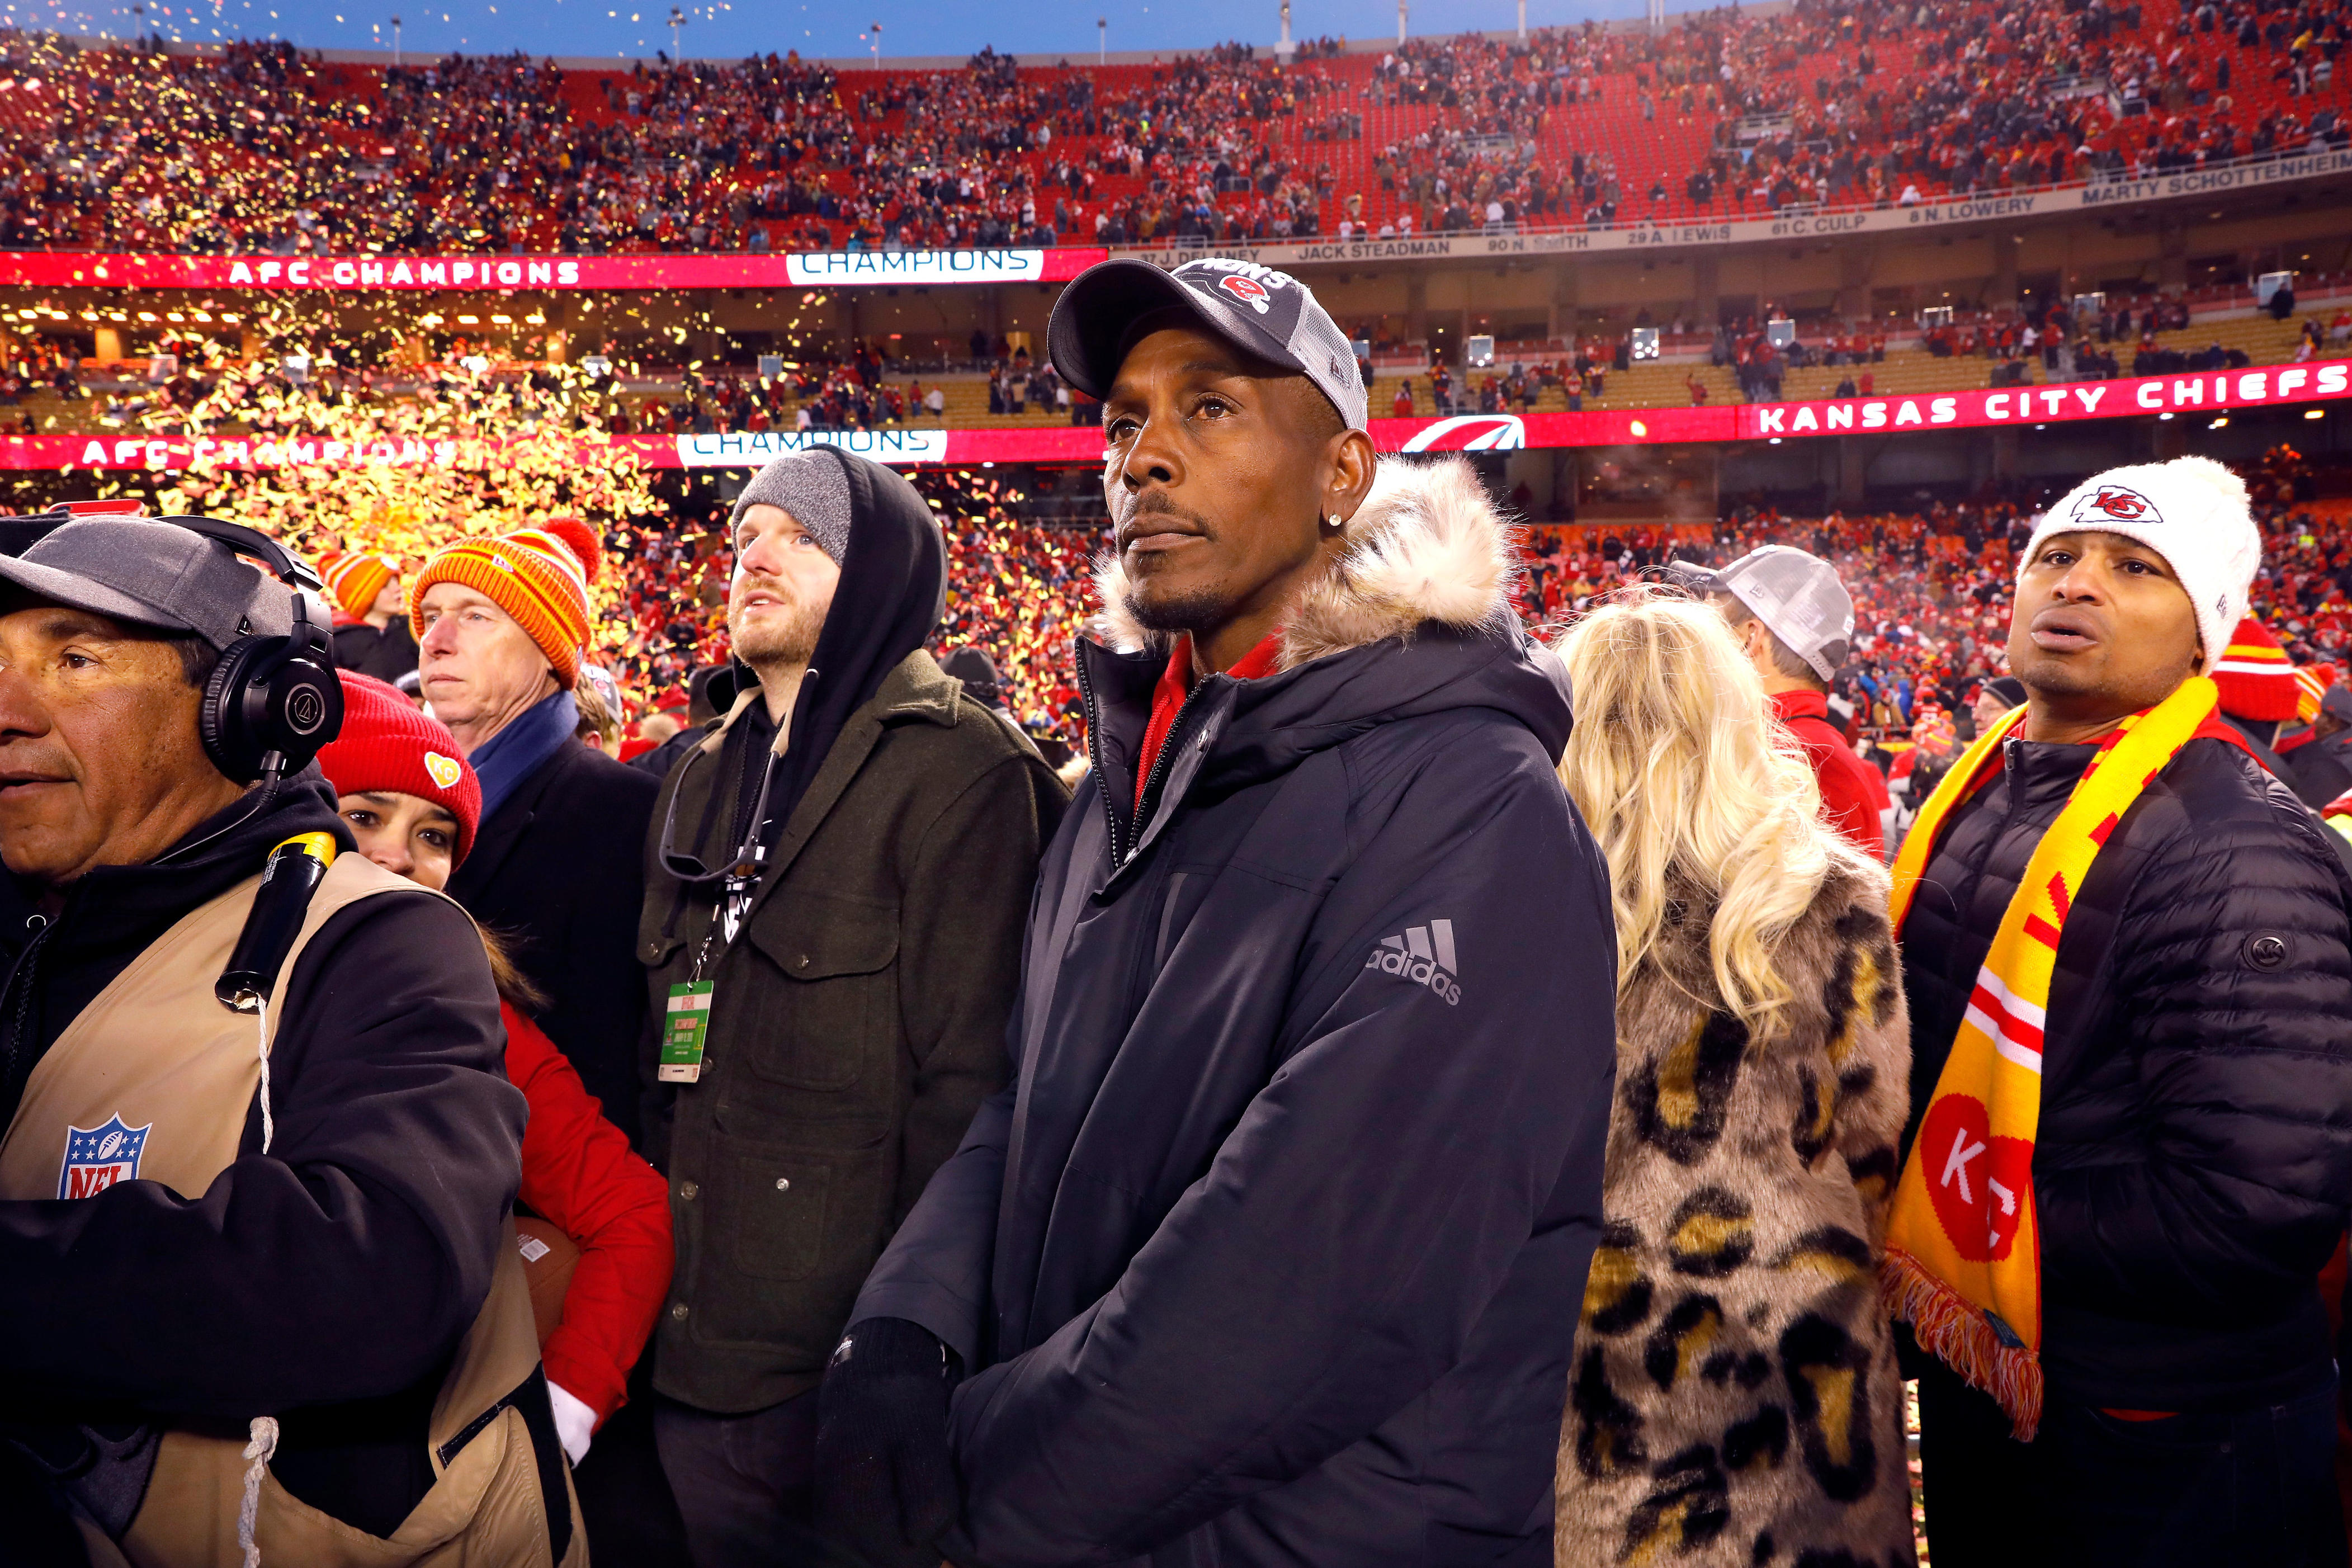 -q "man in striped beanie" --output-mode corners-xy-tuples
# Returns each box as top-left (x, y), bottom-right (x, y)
(410, 519), (659, 1149)
(2210, 613), (2300, 776)
(320, 549), (418, 683)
